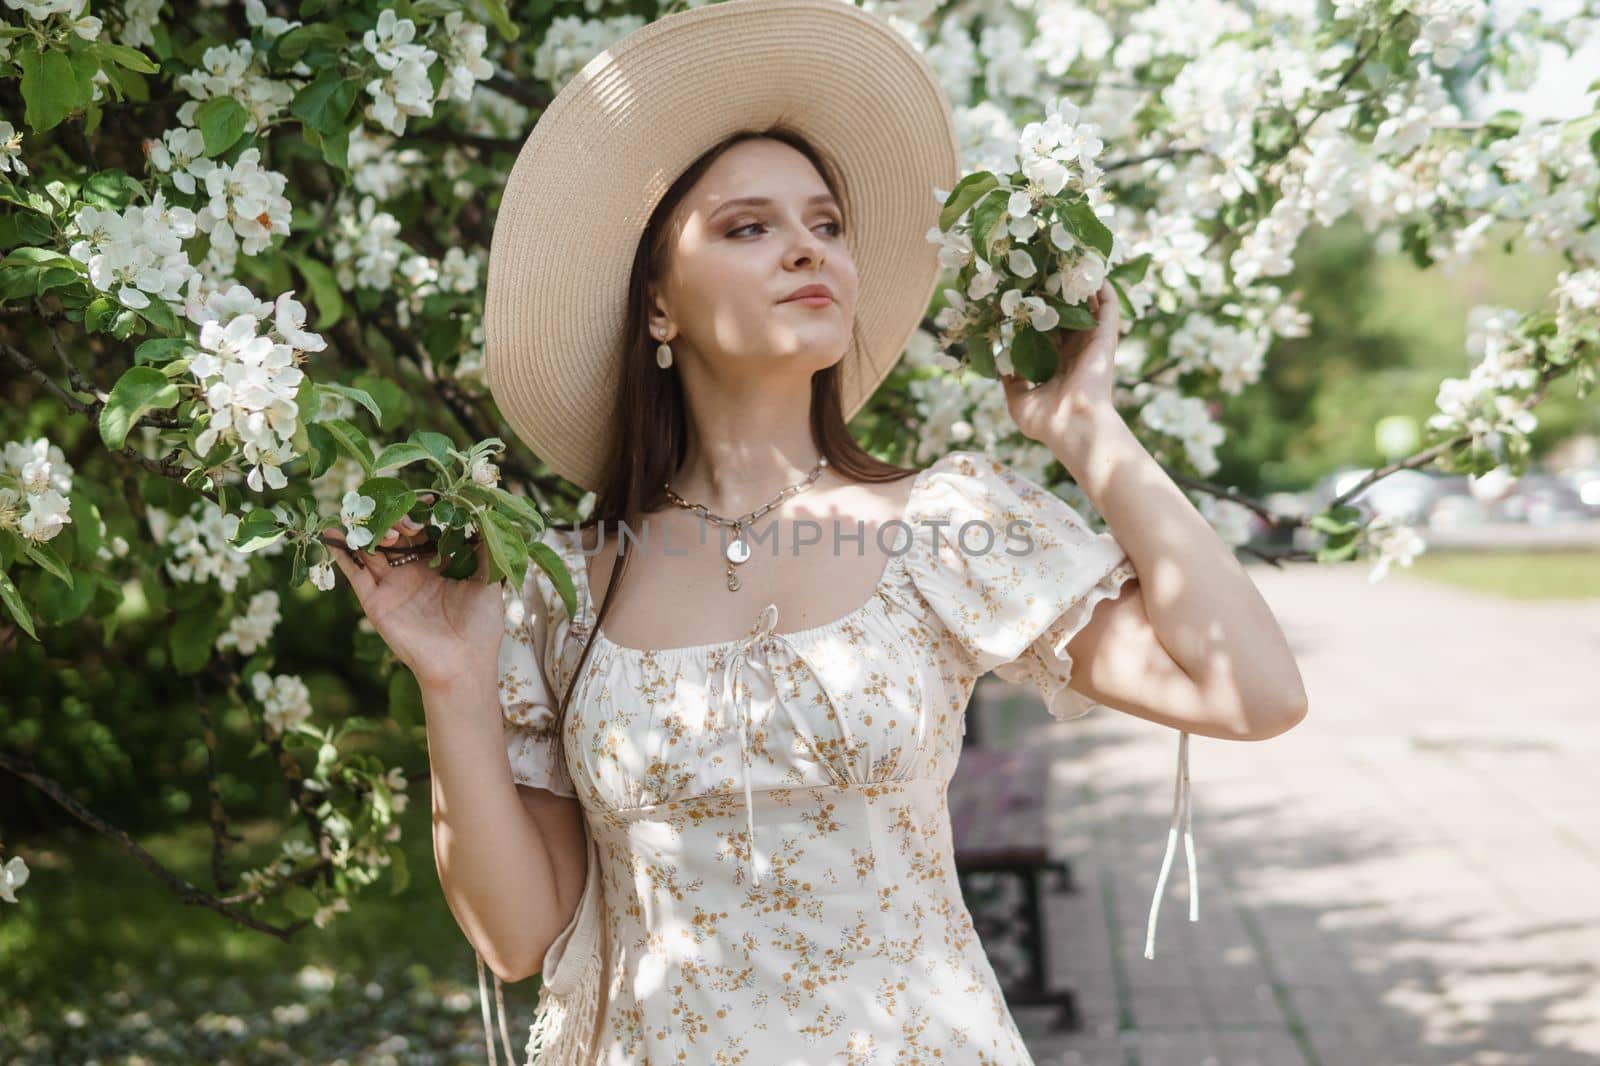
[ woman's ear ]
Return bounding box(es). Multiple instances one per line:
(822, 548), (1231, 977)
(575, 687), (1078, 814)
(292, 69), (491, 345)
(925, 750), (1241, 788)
(646, 292), (673, 342)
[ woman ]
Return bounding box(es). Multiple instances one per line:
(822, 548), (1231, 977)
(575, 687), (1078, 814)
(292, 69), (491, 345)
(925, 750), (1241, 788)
(328, 1), (1309, 1062)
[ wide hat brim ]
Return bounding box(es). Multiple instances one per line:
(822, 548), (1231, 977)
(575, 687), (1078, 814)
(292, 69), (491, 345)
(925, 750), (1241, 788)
(483, 0), (961, 494)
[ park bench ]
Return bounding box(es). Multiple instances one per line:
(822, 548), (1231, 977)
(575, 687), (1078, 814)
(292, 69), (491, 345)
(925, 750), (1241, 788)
(949, 694), (1082, 1033)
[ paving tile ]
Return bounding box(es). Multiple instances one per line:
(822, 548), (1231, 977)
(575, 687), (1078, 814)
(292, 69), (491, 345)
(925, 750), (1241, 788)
(1015, 564), (1600, 1066)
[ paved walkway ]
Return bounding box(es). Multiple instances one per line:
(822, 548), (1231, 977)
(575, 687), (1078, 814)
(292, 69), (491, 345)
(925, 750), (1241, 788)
(973, 557), (1600, 1066)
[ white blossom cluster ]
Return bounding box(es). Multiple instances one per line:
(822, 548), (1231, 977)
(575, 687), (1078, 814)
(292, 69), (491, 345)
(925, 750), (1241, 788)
(532, 14), (646, 90)
(0, 437), (74, 543)
(1405, 0), (1488, 69)
(889, 0), (1597, 528)
(0, 850), (27, 904)
(362, 9), (438, 135)
(251, 671), (313, 735)
(184, 283), (325, 492)
(152, 499), (283, 592)
(346, 124), (429, 202)
(189, 147), (294, 277)
(1555, 268), (1600, 343)
(1, 0), (99, 34)
(354, 8), (496, 136)
(1365, 516), (1427, 583)
(173, 39), (297, 133)
(396, 245), (483, 328)
(1166, 314), (1271, 396)
(215, 589), (281, 656)
(926, 95), (1119, 374)
(328, 195), (408, 292)
(0, 119), (27, 177)
(1426, 306), (1541, 458)
(1133, 386), (1227, 476)
(340, 490), (377, 549)
(68, 190), (199, 311)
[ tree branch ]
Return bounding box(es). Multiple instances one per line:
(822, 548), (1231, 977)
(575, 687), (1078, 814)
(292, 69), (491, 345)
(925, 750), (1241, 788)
(0, 746), (311, 940)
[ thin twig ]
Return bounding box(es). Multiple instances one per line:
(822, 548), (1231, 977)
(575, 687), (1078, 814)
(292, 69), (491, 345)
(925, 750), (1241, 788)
(0, 746), (309, 940)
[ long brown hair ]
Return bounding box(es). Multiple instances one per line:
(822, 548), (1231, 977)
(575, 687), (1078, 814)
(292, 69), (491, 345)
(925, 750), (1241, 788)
(548, 124), (917, 742)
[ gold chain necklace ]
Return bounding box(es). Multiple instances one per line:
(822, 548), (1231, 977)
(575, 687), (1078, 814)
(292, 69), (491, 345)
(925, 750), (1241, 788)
(663, 455), (829, 592)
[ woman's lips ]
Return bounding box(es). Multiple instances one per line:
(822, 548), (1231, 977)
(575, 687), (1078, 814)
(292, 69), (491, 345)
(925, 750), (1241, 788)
(781, 295), (833, 306)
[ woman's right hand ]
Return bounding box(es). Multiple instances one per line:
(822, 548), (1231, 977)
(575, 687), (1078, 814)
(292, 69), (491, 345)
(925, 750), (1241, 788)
(324, 510), (509, 690)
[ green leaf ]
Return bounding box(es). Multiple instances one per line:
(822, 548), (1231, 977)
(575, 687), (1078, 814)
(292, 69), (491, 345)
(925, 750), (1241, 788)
(352, 375), (411, 434)
(20, 538), (72, 588)
(19, 49), (80, 132)
(387, 844), (410, 894)
(293, 254), (344, 330)
(92, 41), (160, 74)
(194, 96), (249, 156)
(84, 295), (121, 333)
(321, 418), (375, 476)
(938, 171), (999, 232)
(479, 509), (529, 589)
(290, 538), (308, 587)
(372, 442), (434, 472)
(82, 169), (147, 210)
(1061, 200), (1114, 259)
(356, 477), (418, 545)
(282, 886), (321, 920)
(529, 539), (575, 621)
(315, 382), (382, 424)
(99, 366), (180, 449)
(970, 190), (1009, 263)
(35, 560), (96, 625)
(275, 23), (350, 64)
(486, 486), (545, 531)
(0, 569), (37, 641)
(231, 507), (286, 552)
(133, 297), (180, 334)
(0, 247), (81, 301)
(70, 491), (102, 559)
(134, 338), (194, 365)
(289, 67), (359, 133)
(170, 609), (221, 674)
(476, 0), (519, 40)
(1109, 251), (1152, 286)
(411, 431), (456, 467)
(304, 422), (337, 479)
(1008, 326), (1059, 383)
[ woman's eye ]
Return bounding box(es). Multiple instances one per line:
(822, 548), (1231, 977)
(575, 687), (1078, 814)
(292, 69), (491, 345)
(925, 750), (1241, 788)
(729, 219), (844, 237)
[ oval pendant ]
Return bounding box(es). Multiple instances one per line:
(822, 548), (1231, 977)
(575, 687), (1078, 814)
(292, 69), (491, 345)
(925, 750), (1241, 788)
(727, 572), (742, 591)
(726, 537), (750, 565)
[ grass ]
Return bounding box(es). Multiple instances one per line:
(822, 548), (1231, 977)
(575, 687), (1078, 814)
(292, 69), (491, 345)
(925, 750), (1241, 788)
(0, 798), (547, 1064)
(1395, 548), (1600, 599)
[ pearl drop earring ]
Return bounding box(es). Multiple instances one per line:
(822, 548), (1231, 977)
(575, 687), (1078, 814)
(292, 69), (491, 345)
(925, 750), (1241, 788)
(655, 330), (673, 369)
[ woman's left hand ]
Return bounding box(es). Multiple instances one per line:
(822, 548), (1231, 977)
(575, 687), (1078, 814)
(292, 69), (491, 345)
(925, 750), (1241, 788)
(1001, 279), (1119, 444)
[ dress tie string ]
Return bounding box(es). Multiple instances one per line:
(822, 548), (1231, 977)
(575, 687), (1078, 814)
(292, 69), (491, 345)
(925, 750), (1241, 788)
(719, 601), (782, 888)
(1144, 729), (1197, 958)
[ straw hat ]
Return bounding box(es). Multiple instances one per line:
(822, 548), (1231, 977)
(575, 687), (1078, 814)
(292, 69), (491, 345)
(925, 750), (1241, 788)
(483, 0), (962, 493)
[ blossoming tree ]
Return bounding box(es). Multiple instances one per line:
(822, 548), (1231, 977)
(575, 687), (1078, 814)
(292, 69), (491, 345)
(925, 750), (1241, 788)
(0, 0), (1595, 960)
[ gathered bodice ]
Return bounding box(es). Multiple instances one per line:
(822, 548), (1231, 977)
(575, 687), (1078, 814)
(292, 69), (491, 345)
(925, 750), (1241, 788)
(487, 450), (1190, 1064)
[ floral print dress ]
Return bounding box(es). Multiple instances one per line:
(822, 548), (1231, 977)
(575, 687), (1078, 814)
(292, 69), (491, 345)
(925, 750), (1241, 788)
(495, 449), (1150, 1065)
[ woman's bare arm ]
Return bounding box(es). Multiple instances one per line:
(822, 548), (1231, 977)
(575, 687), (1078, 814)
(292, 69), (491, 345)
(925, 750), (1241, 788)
(424, 664), (589, 983)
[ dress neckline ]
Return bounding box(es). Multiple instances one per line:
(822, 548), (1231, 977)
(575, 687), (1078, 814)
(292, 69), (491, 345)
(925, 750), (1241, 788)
(561, 457), (944, 659)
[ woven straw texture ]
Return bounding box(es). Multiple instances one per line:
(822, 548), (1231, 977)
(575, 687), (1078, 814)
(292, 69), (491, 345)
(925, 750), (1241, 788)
(484, 0), (961, 492)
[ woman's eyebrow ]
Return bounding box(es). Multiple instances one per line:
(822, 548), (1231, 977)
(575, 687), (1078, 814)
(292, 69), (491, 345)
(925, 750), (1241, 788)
(709, 193), (840, 221)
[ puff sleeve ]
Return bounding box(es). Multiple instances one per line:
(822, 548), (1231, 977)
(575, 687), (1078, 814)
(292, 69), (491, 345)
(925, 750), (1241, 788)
(905, 450), (1139, 721)
(907, 451), (1197, 962)
(497, 540), (578, 798)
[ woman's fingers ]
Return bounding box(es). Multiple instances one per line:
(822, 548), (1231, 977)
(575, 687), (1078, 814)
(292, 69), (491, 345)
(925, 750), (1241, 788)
(324, 529), (379, 601)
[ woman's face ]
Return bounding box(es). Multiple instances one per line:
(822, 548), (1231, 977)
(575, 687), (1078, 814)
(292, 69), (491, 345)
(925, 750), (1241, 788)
(649, 138), (859, 378)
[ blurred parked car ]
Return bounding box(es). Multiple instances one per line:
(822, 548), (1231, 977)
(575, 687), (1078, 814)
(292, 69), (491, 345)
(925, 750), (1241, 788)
(1495, 474), (1594, 525)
